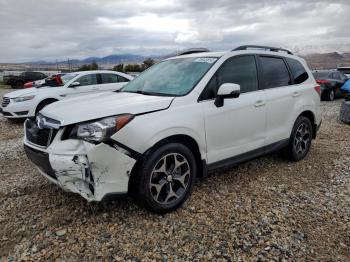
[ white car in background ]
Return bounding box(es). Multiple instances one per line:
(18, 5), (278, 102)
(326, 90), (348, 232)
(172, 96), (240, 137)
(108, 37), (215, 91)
(0, 70), (133, 119)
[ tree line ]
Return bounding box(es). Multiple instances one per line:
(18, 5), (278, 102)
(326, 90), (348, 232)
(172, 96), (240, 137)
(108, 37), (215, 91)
(76, 58), (155, 72)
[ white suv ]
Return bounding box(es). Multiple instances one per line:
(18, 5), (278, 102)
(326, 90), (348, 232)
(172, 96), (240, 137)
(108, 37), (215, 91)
(23, 46), (321, 213)
(1, 70), (133, 119)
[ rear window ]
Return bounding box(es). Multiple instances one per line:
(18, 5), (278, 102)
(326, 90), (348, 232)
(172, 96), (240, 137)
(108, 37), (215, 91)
(338, 68), (350, 74)
(260, 56), (291, 88)
(286, 58), (309, 84)
(312, 71), (330, 79)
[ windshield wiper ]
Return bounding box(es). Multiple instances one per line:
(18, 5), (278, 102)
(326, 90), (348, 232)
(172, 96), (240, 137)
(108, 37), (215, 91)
(121, 90), (172, 97)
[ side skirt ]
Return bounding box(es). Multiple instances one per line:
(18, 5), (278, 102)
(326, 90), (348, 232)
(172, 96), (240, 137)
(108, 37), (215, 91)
(207, 139), (289, 172)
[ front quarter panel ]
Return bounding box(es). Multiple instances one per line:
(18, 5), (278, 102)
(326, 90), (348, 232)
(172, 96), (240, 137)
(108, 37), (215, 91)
(113, 99), (207, 160)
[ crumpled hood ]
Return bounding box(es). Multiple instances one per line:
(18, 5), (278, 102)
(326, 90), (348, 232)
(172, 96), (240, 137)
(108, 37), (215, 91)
(41, 92), (174, 126)
(5, 86), (57, 98)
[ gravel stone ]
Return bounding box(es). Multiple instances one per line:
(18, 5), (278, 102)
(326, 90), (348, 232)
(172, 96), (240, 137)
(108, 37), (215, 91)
(0, 88), (350, 261)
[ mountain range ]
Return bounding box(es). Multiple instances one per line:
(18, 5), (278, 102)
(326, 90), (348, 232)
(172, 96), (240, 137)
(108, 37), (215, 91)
(30, 54), (149, 65)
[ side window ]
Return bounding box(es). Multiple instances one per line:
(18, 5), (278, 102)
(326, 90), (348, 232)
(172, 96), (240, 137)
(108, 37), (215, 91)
(260, 56), (291, 88)
(333, 72), (341, 80)
(77, 74), (98, 86)
(286, 58), (309, 84)
(117, 75), (130, 82)
(101, 73), (119, 84)
(200, 55), (258, 100)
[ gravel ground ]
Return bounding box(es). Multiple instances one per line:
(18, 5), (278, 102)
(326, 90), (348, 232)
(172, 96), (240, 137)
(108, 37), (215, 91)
(0, 88), (349, 261)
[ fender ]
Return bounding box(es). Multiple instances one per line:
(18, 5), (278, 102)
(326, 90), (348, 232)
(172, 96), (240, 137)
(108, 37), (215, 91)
(145, 127), (207, 160)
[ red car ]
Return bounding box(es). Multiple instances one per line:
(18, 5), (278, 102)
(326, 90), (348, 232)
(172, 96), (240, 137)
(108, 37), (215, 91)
(24, 74), (65, 88)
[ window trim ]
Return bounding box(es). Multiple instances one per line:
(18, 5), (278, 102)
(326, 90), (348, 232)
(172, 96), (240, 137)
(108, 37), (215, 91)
(257, 54), (293, 90)
(198, 54), (260, 102)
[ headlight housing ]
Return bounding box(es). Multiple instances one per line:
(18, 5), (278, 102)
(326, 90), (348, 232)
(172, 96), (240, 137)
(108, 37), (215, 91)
(13, 95), (35, 102)
(70, 114), (134, 143)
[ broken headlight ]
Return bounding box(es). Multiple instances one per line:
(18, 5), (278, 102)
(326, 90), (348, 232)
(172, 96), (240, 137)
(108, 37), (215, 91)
(71, 114), (134, 143)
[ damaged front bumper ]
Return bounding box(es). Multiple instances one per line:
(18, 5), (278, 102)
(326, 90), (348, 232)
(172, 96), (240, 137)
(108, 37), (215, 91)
(24, 134), (137, 202)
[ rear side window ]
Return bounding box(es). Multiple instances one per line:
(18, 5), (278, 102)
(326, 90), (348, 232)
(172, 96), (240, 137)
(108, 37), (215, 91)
(260, 56), (291, 88)
(286, 58), (309, 84)
(200, 55), (258, 100)
(101, 73), (119, 84)
(77, 74), (98, 86)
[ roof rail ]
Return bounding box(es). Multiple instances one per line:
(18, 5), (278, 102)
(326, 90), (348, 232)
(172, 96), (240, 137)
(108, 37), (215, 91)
(176, 48), (210, 56)
(233, 45), (293, 55)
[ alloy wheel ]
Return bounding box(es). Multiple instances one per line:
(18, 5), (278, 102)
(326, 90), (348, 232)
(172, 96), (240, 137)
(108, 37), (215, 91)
(149, 153), (191, 204)
(293, 123), (311, 157)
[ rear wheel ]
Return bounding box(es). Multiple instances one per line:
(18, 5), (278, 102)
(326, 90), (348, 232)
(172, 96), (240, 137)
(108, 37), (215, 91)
(13, 81), (24, 89)
(325, 89), (335, 101)
(135, 142), (197, 213)
(283, 116), (313, 161)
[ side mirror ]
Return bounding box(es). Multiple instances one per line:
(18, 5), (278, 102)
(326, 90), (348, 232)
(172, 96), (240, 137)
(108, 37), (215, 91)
(214, 83), (240, 107)
(69, 81), (80, 88)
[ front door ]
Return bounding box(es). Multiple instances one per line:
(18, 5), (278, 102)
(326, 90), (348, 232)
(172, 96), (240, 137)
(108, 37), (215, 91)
(200, 55), (267, 164)
(65, 73), (100, 98)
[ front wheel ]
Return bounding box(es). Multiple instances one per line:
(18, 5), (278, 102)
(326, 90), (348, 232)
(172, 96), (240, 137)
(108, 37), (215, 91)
(283, 116), (313, 161)
(135, 142), (197, 213)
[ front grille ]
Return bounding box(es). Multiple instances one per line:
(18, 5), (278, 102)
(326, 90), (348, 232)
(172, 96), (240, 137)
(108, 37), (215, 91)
(2, 97), (10, 107)
(25, 119), (58, 147)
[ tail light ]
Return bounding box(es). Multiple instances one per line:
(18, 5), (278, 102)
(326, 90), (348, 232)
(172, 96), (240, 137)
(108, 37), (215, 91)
(314, 85), (321, 96)
(316, 79), (330, 85)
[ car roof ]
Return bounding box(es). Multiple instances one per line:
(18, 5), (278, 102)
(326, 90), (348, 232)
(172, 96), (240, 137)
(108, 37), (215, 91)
(68, 70), (133, 79)
(167, 49), (302, 60)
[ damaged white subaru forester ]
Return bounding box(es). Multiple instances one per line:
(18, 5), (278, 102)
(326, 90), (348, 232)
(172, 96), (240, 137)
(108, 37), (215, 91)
(24, 46), (321, 213)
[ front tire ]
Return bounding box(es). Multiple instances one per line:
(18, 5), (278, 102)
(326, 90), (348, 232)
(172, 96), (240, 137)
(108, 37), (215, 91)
(135, 142), (197, 213)
(283, 116), (313, 161)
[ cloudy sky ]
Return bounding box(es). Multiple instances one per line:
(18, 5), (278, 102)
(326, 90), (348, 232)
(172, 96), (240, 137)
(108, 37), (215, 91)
(0, 0), (349, 62)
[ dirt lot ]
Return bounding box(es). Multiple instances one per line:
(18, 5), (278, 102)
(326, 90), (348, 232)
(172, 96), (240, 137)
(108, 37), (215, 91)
(0, 88), (349, 261)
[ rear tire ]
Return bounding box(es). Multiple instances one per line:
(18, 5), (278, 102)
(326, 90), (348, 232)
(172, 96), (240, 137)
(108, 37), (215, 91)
(13, 81), (24, 89)
(283, 116), (313, 161)
(135, 142), (197, 213)
(324, 89), (335, 101)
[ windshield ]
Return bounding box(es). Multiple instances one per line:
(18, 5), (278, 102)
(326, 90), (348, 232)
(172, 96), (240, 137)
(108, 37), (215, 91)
(61, 73), (78, 85)
(121, 57), (218, 96)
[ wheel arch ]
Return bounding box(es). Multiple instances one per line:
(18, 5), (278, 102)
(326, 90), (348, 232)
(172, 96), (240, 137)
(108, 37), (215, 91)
(128, 134), (205, 196)
(35, 98), (59, 115)
(297, 110), (317, 139)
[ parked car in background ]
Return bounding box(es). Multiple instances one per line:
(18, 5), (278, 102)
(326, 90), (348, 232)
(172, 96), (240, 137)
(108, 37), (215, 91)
(0, 70), (133, 119)
(312, 70), (347, 101)
(337, 66), (350, 78)
(24, 73), (66, 88)
(23, 45), (321, 213)
(4, 71), (47, 88)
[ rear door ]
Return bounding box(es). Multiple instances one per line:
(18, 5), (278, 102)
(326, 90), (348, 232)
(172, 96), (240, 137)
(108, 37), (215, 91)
(259, 56), (300, 145)
(99, 73), (128, 92)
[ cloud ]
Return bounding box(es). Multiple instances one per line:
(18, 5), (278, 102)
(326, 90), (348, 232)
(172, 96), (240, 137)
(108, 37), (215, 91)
(0, 0), (349, 62)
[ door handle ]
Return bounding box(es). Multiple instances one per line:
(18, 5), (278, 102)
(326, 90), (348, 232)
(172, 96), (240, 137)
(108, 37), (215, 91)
(292, 91), (300, 97)
(254, 100), (265, 107)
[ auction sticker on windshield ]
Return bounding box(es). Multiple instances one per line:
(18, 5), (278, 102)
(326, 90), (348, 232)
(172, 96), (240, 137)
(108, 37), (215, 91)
(194, 58), (217, 63)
